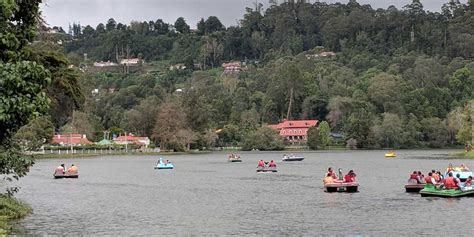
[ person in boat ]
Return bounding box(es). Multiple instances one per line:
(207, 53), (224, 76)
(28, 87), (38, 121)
(447, 163), (454, 172)
(443, 172), (458, 190)
(67, 164), (78, 174)
(323, 173), (334, 185)
(257, 160), (265, 168)
(326, 167), (337, 179)
(437, 170), (444, 181)
(432, 170), (440, 182)
(460, 163), (470, 171)
(55, 164), (66, 174)
(283, 154), (287, 159)
(417, 171), (425, 183)
(424, 172), (437, 186)
(409, 171), (423, 184)
(455, 173), (462, 189)
(463, 176), (473, 191)
(166, 160), (171, 165)
(344, 170), (356, 183)
(268, 160), (277, 168)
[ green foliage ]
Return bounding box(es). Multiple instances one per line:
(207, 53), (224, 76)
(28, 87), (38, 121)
(306, 126), (319, 150)
(318, 121), (332, 148)
(13, 116), (54, 151)
(241, 126), (284, 151)
(0, 194), (32, 234)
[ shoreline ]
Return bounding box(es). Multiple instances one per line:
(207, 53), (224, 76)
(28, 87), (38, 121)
(451, 151), (474, 159)
(0, 195), (31, 235)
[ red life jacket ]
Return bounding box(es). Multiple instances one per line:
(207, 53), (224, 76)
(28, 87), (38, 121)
(344, 175), (353, 183)
(269, 162), (276, 168)
(465, 180), (473, 187)
(258, 161), (265, 167)
(444, 177), (457, 189)
(410, 174), (418, 180)
(424, 176), (433, 184)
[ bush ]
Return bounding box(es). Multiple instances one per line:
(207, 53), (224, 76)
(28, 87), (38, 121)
(241, 126), (284, 151)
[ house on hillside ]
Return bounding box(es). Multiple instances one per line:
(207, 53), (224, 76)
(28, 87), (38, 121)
(120, 58), (142, 66)
(268, 119), (318, 142)
(93, 61), (118, 67)
(222, 61), (246, 75)
(51, 134), (93, 146)
(113, 135), (150, 148)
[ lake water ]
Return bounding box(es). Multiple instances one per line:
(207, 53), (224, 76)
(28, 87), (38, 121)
(11, 150), (474, 235)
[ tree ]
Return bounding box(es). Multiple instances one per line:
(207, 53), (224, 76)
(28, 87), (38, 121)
(174, 17), (190, 34)
(197, 18), (206, 35)
(241, 126), (284, 151)
(13, 116), (54, 151)
(106, 18), (117, 31)
(152, 100), (186, 150)
(318, 121), (332, 148)
(371, 113), (404, 148)
(205, 16), (225, 34)
(456, 100), (474, 146)
(1, 0), (50, 189)
(306, 126), (319, 150)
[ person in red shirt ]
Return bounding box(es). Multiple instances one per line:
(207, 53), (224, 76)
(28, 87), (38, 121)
(268, 160), (277, 168)
(344, 170), (356, 183)
(257, 160), (265, 168)
(424, 172), (437, 185)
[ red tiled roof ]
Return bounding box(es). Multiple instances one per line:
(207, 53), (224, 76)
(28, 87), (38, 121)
(268, 120), (318, 130)
(51, 134), (92, 145)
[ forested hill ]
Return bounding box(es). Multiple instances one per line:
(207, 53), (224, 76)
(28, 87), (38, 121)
(65, 0), (473, 63)
(33, 0), (473, 151)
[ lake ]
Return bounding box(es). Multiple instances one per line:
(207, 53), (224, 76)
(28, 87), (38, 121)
(11, 150), (474, 235)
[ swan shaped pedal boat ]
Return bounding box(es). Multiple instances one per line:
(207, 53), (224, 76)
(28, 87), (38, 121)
(155, 158), (174, 169)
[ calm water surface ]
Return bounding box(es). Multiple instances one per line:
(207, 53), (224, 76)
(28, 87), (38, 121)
(12, 150), (474, 235)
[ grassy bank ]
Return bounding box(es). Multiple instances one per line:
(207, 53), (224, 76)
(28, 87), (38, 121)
(0, 195), (31, 234)
(34, 150), (212, 159)
(453, 151), (474, 159)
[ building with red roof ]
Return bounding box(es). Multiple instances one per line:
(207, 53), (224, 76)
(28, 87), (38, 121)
(114, 135), (150, 148)
(268, 119), (318, 142)
(51, 134), (93, 146)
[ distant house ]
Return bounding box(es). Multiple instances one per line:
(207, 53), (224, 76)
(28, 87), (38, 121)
(120, 58), (141, 66)
(222, 61), (245, 75)
(268, 119), (318, 142)
(51, 134), (93, 146)
(305, 51), (336, 60)
(169, 64), (186, 70)
(113, 135), (151, 148)
(93, 61), (118, 67)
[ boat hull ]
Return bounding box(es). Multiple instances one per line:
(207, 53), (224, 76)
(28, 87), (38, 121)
(405, 184), (425, 193)
(385, 153), (396, 158)
(324, 182), (359, 193)
(420, 185), (474, 197)
(282, 157), (304, 161)
(54, 173), (79, 179)
(256, 167), (277, 173)
(228, 159), (242, 162)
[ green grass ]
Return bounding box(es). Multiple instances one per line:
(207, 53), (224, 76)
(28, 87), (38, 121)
(451, 150), (474, 159)
(0, 195), (31, 234)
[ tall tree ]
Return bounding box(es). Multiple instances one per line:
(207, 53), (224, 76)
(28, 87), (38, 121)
(174, 17), (190, 34)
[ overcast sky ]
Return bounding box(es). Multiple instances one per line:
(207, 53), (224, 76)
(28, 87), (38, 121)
(41, 0), (461, 30)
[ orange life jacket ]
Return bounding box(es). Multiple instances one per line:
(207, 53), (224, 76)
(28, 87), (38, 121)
(444, 177), (457, 189)
(424, 176), (433, 184)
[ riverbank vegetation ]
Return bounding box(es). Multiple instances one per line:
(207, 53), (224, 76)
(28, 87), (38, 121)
(0, 195), (32, 234)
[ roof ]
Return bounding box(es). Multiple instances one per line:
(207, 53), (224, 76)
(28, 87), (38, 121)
(268, 120), (318, 130)
(51, 134), (92, 145)
(97, 139), (112, 145)
(114, 136), (149, 142)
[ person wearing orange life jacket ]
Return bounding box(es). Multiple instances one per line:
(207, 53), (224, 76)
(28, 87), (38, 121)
(327, 167), (337, 179)
(424, 172), (437, 185)
(67, 164), (78, 174)
(268, 160), (277, 168)
(409, 171), (422, 184)
(323, 173), (334, 185)
(443, 172), (458, 190)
